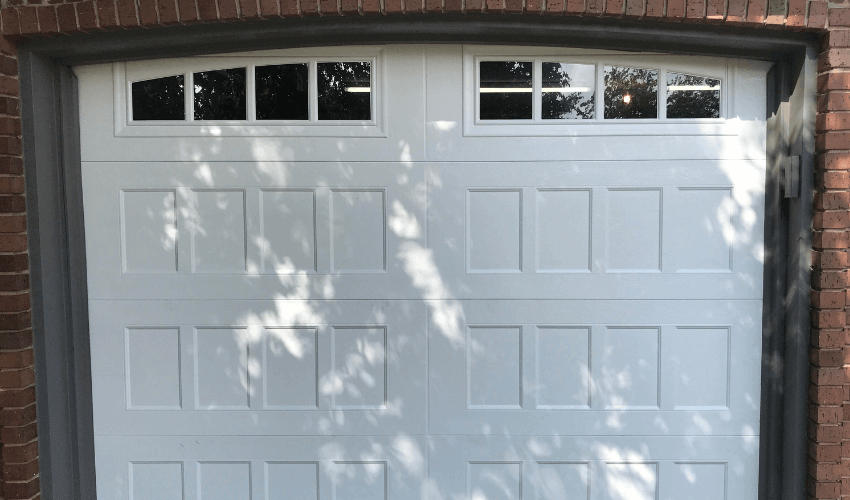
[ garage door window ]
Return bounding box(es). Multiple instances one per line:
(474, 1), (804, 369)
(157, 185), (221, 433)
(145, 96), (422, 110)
(131, 75), (185, 121)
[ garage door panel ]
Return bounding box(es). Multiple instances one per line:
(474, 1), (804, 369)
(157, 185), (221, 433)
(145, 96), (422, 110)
(428, 162), (764, 299)
(429, 436), (757, 500)
(428, 300), (761, 435)
(83, 162), (427, 300)
(89, 300), (427, 435)
(95, 435), (425, 500)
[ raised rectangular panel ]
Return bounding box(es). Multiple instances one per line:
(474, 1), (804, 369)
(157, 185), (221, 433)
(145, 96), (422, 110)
(130, 462), (183, 500)
(263, 328), (318, 408)
(536, 327), (590, 408)
(331, 189), (386, 273)
(468, 326), (522, 408)
(126, 328), (181, 409)
(602, 463), (657, 500)
(266, 462), (318, 500)
(536, 190), (591, 272)
(606, 189), (661, 271)
(600, 328), (659, 409)
(332, 327), (387, 408)
(198, 462), (250, 500)
(195, 328), (249, 409)
(674, 189), (733, 271)
(467, 190), (522, 272)
(191, 190), (246, 273)
(121, 190), (177, 273)
(469, 463), (521, 500)
(666, 463), (726, 500)
(667, 328), (729, 408)
(532, 463), (589, 500)
(331, 462), (387, 500)
(261, 190), (316, 273)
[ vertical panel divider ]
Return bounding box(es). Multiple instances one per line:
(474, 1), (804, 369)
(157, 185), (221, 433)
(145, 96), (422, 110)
(244, 188), (261, 274)
(590, 187), (605, 274)
(532, 58), (542, 122)
(176, 187), (193, 275)
(316, 324), (332, 411)
(252, 459), (265, 500)
(246, 65), (256, 122)
(588, 325), (603, 410)
(309, 61), (319, 122)
(186, 71), (194, 122)
(521, 324), (535, 410)
(180, 324), (196, 411)
(315, 187), (331, 275)
(658, 325), (674, 411)
(185, 460), (199, 500)
(522, 187), (535, 275)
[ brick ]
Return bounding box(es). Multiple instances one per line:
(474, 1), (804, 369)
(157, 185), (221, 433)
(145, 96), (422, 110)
(724, 0), (744, 22)
(545, 0), (565, 14)
(525, 0), (543, 13)
(818, 113), (850, 132)
(77, 1), (100, 30)
(96, 0), (120, 28)
(0, 387), (35, 408)
(812, 289), (846, 308)
(817, 131), (850, 151)
(0, 350), (33, 370)
(217, 0), (241, 17)
(821, 50), (850, 72)
(823, 31), (850, 50)
(644, 0), (662, 17)
(3, 477), (40, 499)
(809, 478), (841, 498)
(35, 6), (58, 33)
(624, 0), (642, 17)
(444, 0), (461, 12)
(815, 192), (850, 210)
(810, 383), (844, 404)
(1, 9), (21, 37)
(484, 0), (501, 13)
(0, 159), (23, 177)
(319, 0), (339, 14)
(56, 3), (80, 32)
(361, 0), (380, 13)
(812, 269), (849, 289)
(504, 0), (522, 14)
(259, 0), (280, 16)
(0, 293), (30, 313)
(831, 8), (850, 27)
(810, 404), (842, 424)
(586, 0), (602, 14)
(666, 0), (684, 19)
(2, 458), (39, 482)
(0, 311), (31, 331)
(785, 0), (804, 26)
(466, 0), (483, 12)
(816, 171), (850, 189)
(0, 367), (34, 390)
(818, 92), (850, 113)
(811, 348), (843, 367)
(705, 0), (722, 21)
(116, 0), (140, 26)
(683, 0), (703, 20)
(384, 0), (402, 13)
(0, 254), (28, 273)
(813, 231), (850, 250)
(808, 1), (827, 29)
(158, 0), (181, 23)
(814, 211), (850, 229)
(813, 329), (843, 348)
(0, 177), (24, 195)
(809, 442), (841, 462)
(812, 310), (846, 328)
(138, 0), (159, 25)
(604, 0), (624, 16)
(0, 96), (21, 117)
(17, 7), (38, 35)
(0, 195), (27, 214)
(812, 366), (844, 385)
(810, 420), (843, 442)
(240, 0), (260, 17)
(0, 215), (26, 233)
(819, 151), (850, 169)
(745, 0), (765, 24)
(197, 0), (219, 20)
(0, 329), (32, 351)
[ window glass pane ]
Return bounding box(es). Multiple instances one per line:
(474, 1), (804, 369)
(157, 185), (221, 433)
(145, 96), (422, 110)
(256, 64), (309, 121)
(193, 68), (247, 121)
(666, 73), (720, 119)
(542, 63), (595, 120)
(604, 66), (658, 119)
(132, 75), (185, 121)
(317, 62), (371, 121)
(479, 61), (532, 120)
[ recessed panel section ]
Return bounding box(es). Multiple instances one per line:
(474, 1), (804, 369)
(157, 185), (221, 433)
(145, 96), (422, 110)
(331, 462), (386, 500)
(331, 190), (386, 273)
(126, 328), (181, 409)
(198, 462), (250, 500)
(479, 61), (532, 120)
(542, 63), (595, 120)
(317, 62), (372, 121)
(469, 463), (521, 500)
(673, 189), (732, 271)
(130, 462), (183, 500)
(606, 189), (661, 271)
(122, 190), (177, 273)
(467, 190), (522, 273)
(195, 328), (249, 409)
(256, 63), (309, 121)
(668, 463), (726, 500)
(536, 327), (590, 408)
(666, 73), (721, 119)
(602, 463), (657, 500)
(261, 190), (316, 273)
(132, 75), (185, 121)
(332, 327), (387, 409)
(266, 462), (318, 500)
(667, 328), (729, 408)
(191, 190), (246, 273)
(532, 462), (589, 500)
(468, 327), (521, 408)
(264, 328), (318, 409)
(600, 328), (659, 409)
(604, 66), (658, 119)
(536, 190), (591, 272)
(193, 68), (247, 121)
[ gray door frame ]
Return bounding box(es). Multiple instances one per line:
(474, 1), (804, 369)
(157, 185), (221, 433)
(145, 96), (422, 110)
(16, 17), (817, 500)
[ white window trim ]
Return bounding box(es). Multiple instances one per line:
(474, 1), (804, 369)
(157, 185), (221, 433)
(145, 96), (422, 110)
(113, 46), (387, 138)
(462, 45), (739, 138)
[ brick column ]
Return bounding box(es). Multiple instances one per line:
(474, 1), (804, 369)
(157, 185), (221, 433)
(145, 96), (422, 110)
(0, 36), (38, 500)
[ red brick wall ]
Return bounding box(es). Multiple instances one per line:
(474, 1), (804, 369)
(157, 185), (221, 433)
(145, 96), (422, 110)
(0, 1), (837, 499)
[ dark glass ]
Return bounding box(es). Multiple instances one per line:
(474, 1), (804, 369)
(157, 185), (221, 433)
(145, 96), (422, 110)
(604, 66), (658, 119)
(193, 68), (247, 121)
(542, 62), (595, 120)
(256, 64), (309, 121)
(317, 62), (371, 121)
(666, 73), (720, 119)
(132, 75), (185, 121)
(479, 61), (532, 120)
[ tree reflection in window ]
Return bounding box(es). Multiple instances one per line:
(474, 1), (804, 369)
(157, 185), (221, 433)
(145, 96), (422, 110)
(666, 73), (720, 119)
(604, 66), (658, 119)
(193, 68), (247, 121)
(479, 61), (532, 120)
(317, 62), (371, 121)
(542, 63), (595, 120)
(132, 75), (185, 121)
(256, 64), (309, 121)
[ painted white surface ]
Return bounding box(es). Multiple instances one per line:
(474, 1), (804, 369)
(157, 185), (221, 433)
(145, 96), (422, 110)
(78, 45), (769, 500)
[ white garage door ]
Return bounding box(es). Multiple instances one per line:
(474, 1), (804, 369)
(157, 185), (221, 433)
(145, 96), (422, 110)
(76, 45), (769, 500)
